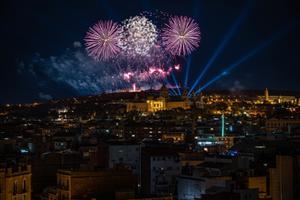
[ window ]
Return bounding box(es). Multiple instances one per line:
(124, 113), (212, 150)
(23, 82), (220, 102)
(66, 180), (69, 188)
(23, 179), (26, 192)
(13, 180), (17, 194)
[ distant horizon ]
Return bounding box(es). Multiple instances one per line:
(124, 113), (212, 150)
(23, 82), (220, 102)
(2, 87), (300, 106)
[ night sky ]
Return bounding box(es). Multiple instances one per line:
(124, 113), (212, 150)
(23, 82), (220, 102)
(1, 0), (300, 104)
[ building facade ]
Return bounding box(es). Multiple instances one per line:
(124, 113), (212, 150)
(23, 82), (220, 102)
(0, 165), (32, 200)
(265, 118), (300, 132)
(56, 168), (137, 200)
(108, 141), (141, 177)
(126, 86), (191, 112)
(269, 155), (294, 200)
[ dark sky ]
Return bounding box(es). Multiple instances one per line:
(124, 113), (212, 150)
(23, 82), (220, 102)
(1, 0), (300, 104)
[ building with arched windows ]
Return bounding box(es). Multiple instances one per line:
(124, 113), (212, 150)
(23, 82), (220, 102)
(0, 165), (31, 200)
(126, 85), (191, 112)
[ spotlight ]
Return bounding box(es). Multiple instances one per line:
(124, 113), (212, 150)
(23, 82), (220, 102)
(194, 23), (295, 95)
(188, 1), (252, 95)
(184, 56), (192, 87)
(171, 72), (181, 95)
(163, 79), (178, 95)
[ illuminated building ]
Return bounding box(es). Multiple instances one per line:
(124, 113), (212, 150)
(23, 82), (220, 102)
(247, 176), (267, 199)
(215, 136), (235, 150)
(161, 132), (185, 143)
(146, 97), (167, 112)
(265, 118), (300, 132)
(258, 88), (297, 104)
(195, 135), (226, 153)
(126, 85), (190, 112)
(194, 93), (205, 109)
(55, 108), (69, 123)
(265, 88), (269, 101)
(0, 165), (32, 200)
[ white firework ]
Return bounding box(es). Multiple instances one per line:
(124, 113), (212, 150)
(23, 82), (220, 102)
(119, 16), (158, 56)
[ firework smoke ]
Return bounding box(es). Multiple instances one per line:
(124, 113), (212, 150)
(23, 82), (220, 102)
(21, 12), (201, 96)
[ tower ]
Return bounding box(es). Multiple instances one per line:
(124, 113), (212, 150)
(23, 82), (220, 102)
(160, 84), (169, 99)
(182, 87), (188, 100)
(265, 88), (269, 101)
(221, 114), (225, 137)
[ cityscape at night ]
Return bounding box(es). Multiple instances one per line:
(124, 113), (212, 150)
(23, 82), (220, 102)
(1, 0), (300, 200)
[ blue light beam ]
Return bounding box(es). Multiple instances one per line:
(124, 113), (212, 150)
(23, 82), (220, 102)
(183, 0), (199, 89)
(195, 23), (296, 94)
(163, 79), (178, 96)
(171, 72), (181, 95)
(184, 56), (192, 88)
(188, 1), (252, 96)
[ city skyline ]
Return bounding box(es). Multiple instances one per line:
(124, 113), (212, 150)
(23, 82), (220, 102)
(1, 2), (300, 199)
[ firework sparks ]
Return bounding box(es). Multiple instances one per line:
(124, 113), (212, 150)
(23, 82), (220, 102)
(162, 16), (201, 56)
(122, 65), (174, 83)
(81, 12), (201, 93)
(123, 72), (134, 81)
(174, 64), (181, 70)
(85, 20), (121, 61)
(119, 16), (158, 56)
(132, 83), (137, 92)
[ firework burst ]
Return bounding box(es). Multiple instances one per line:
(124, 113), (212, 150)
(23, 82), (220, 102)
(162, 16), (201, 56)
(85, 20), (121, 61)
(81, 13), (201, 93)
(119, 16), (158, 57)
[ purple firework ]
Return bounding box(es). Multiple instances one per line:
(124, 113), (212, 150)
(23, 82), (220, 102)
(162, 16), (201, 56)
(85, 20), (121, 61)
